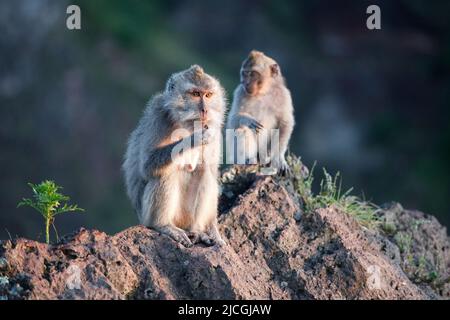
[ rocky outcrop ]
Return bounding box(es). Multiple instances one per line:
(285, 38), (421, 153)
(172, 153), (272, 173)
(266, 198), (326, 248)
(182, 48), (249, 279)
(0, 168), (448, 300)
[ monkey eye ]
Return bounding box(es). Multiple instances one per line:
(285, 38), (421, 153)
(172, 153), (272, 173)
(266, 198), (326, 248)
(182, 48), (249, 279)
(205, 92), (213, 98)
(191, 91), (201, 97)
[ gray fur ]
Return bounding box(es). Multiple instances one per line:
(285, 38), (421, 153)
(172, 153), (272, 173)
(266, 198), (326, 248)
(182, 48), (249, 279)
(227, 51), (295, 172)
(123, 65), (226, 247)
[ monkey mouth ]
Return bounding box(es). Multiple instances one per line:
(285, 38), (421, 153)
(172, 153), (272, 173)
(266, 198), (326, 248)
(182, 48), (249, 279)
(190, 116), (209, 124)
(243, 84), (258, 96)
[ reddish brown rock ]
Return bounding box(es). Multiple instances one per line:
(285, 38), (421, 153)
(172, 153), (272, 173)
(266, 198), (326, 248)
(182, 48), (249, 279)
(0, 174), (448, 300)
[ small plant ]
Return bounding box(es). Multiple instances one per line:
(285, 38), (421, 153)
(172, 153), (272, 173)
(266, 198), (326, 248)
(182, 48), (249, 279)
(426, 271), (439, 283)
(314, 168), (379, 229)
(17, 180), (84, 244)
(287, 154), (378, 229)
(410, 219), (428, 231)
(394, 232), (413, 254)
(380, 221), (397, 235)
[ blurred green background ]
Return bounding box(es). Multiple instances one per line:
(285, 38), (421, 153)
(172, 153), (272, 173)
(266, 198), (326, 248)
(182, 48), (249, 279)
(1, 0), (449, 241)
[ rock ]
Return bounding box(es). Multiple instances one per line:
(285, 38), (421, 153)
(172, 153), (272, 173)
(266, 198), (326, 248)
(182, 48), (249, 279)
(0, 258), (8, 271)
(0, 276), (9, 287)
(378, 202), (450, 297)
(0, 169), (448, 300)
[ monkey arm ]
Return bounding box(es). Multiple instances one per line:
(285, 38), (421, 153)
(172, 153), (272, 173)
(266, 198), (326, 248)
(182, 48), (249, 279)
(229, 112), (263, 133)
(227, 110), (243, 129)
(141, 140), (181, 178)
(278, 112), (294, 159)
(227, 93), (263, 131)
(141, 132), (207, 179)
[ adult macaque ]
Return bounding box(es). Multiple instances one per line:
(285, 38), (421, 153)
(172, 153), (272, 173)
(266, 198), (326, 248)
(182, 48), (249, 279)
(123, 65), (226, 247)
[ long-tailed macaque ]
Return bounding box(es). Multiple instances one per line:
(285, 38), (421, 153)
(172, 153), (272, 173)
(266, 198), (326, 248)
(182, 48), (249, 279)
(123, 65), (226, 247)
(227, 50), (295, 174)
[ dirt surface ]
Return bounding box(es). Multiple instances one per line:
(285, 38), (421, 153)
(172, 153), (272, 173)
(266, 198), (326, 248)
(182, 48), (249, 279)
(0, 168), (448, 300)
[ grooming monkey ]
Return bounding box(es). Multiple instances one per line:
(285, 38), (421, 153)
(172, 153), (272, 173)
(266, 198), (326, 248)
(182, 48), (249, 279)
(227, 50), (295, 174)
(123, 65), (226, 247)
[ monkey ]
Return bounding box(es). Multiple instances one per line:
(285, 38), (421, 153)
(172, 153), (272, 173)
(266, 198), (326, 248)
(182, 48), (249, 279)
(226, 50), (295, 175)
(122, 65), (226, 247)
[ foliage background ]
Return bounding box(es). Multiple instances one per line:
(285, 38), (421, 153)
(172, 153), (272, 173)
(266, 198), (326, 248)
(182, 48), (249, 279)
(1, 0), (449, 240)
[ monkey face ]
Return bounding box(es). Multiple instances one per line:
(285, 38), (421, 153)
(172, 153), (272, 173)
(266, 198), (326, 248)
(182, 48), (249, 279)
(185, 88), (215, 122)
(164, 65), (226, 127)
(241, 50), (281, 96)
(241, 69), (263, 96)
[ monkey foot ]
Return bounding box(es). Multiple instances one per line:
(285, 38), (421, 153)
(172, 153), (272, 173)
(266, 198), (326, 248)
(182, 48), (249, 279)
(188, 231), (215, 246)
(277, 159), (291, 177)
(213, 237), (226, 247)
(155, 226), (193, 248)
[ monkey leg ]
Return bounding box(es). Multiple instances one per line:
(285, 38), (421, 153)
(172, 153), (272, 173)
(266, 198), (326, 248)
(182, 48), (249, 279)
(257, 131), (272, 166)
(234, 128), (246, 165)
(235, 128), (258, 165)
(189, 169), (225, 246)
(208, 222), (226, 247)
(245, 130), (258, 165)
(194, 169), (219, 231)
(141, 175), (193, 247)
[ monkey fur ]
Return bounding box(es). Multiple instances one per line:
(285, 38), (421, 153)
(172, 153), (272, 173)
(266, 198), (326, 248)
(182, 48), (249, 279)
(227, 50), (295, 174)
(123, 65), (226, 247)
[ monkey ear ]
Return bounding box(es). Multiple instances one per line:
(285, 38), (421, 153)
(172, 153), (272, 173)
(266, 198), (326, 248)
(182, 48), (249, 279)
(270, 64), (280, 77)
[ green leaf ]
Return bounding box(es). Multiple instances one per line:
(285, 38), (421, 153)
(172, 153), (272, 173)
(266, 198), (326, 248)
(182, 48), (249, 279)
(17, 180), (85, 244)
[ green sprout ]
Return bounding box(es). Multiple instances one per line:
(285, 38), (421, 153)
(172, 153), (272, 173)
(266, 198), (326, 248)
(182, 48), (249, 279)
(287, 154), (379, 229)
(314, 169), (379, 229)
(394, 232), (413, 254)
(17, 180), (84, 244)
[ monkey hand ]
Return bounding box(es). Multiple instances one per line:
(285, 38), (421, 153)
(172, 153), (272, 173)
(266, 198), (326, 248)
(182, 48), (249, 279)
(182, 148), (199, 172)
(247, 118), (264, 134)
(240, 116), (264, 134)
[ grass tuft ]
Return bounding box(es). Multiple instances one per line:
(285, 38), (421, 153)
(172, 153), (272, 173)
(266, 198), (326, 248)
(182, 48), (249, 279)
(287, 154), (379, 229)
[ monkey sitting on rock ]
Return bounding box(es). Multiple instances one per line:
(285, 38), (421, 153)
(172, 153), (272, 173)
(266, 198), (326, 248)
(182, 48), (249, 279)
(123, 65), (226, 247)
(227, 50), (295, 175)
